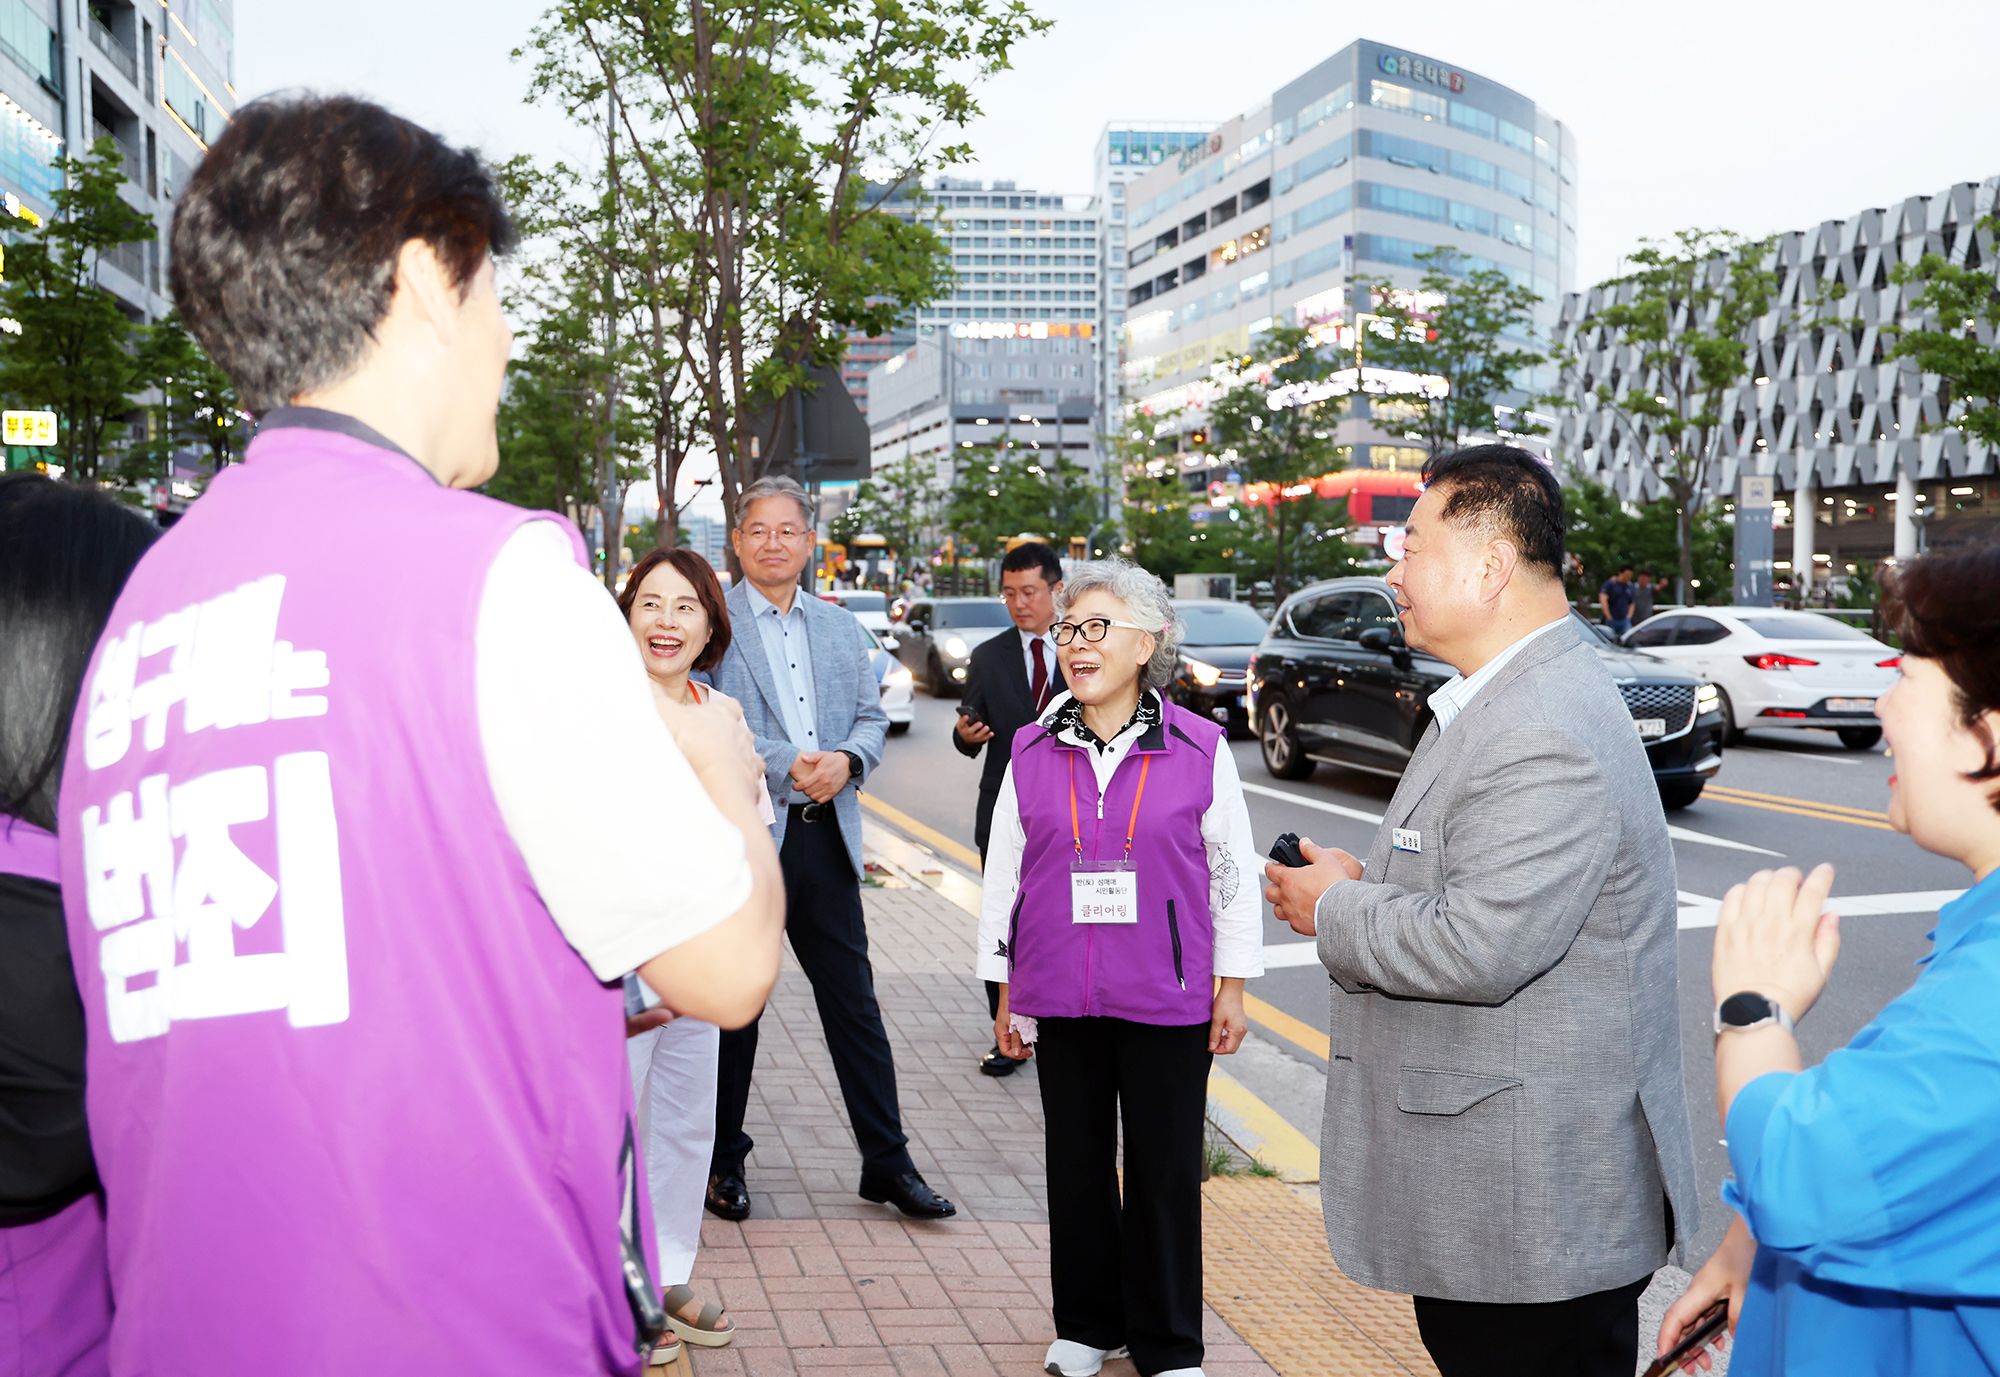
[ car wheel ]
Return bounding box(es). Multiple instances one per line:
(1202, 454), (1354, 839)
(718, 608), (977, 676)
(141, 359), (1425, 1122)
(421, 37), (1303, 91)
(887, 721), (910, 736)
(927, 652), (958, 698)
(1714, 687), (1744, 747)
(1837, 726), (1882, 751)
(1260, 700), (1316, 780)
(1658, 780), (1705, 810)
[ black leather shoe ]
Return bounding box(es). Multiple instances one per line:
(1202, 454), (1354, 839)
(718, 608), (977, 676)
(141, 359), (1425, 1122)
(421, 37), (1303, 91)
(859, 1170), (956, 1219)
(704, 1170), (751, 1221)
(979, 1044), (1026, 1077)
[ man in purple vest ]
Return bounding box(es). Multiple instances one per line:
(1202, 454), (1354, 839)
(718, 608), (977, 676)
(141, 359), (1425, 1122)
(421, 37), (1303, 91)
(56, 96), (785, 1376)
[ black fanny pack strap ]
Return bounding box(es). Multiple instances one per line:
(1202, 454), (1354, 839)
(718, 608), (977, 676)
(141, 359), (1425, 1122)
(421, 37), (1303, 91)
(619, 1115), (668, 1353)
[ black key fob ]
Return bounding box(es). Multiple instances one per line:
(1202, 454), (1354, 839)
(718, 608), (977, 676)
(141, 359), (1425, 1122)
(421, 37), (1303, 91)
(1268, 832), (1309, 869)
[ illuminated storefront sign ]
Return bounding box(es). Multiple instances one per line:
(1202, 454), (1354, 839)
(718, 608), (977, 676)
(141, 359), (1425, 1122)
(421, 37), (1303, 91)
(948, 321), (1093, 340)
(1377, 51), (1464, 93)
(4, 409), (58, 445)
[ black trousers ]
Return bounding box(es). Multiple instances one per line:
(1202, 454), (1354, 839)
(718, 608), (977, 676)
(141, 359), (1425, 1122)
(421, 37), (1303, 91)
(712, 809), (913, 1179)
(1413, 1273), (1653, 1377)
(1036, 1016), (1211, 1377)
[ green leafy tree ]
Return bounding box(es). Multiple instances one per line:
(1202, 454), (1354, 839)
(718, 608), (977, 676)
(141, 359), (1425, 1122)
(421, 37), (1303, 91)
(1100, 406), (1213, 581)
(125, 313), (245, 492)
(0, 139), (160, 482)
(828, 452), (943, 562)
(1887, 211), (2000, 447)
(1562, 229), (1777, 599)
(519, 0), (1050, 550)
(944, 445), (1099, 559)
(1206, 323), (1359, 602)
(1355, 246), (1547, 460)
(1563, 472), (1731, 607)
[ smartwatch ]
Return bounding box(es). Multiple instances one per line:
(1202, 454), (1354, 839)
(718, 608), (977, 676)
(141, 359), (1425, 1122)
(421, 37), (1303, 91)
(840, 750), (863, 779)
(1714, 991), (1796, 1036)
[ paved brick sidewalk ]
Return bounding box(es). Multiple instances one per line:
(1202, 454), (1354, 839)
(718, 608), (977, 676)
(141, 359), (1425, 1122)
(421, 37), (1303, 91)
(676, 826), (1437, 1377)
(677, 838), (1277, 1377)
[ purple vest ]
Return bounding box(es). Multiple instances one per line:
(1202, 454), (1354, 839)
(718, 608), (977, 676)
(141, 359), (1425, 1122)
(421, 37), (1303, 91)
(1005, 699), (1223, 1025)
(57, 426), (646, 1375)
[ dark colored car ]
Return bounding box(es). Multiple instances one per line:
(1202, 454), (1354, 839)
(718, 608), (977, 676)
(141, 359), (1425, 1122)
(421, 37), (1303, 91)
(1248, 577), (1725, 809)
(1164, 599), (1274, 737)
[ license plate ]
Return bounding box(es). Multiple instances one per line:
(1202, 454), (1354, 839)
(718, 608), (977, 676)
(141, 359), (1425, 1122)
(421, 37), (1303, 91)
(1826, 698), (1875, 713)
(1635, 718), (1667, 738)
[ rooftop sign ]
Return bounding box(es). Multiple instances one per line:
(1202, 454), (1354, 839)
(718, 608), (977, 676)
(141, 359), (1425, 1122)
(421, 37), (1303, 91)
(1378, 51), (1464, 93)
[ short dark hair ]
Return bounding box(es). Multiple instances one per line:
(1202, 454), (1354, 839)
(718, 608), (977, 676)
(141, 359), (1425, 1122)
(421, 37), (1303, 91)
(1617, 562), (1635, 575)
(0, 474), (157, 831)
(1883, 540), (2000, 811)
(1000, 541), (1063, 586)
(618, 547), (732, 674)
(170, 95), (518, 413)
(1419, 444), (1566, 580)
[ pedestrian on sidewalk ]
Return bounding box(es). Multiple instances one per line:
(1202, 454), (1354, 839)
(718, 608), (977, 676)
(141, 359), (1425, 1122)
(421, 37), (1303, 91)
(980, 559), (1265, 1377)
(1659, 541), (2000, 1376)
(0, 475), (155, 1377)
(708, 477), (956, 1223)
(1265, 446), (1699, 1377)
(617, 548), (772, 1366)
(57, 97), (786, 1376)
(1599, 562), (1637, 635)
(1632, 568), (1657, 625)
(951, 540), (1068, 1078)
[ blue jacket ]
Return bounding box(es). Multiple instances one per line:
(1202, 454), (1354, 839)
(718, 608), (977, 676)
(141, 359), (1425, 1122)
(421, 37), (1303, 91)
(711, 582), (887, 878)
(1724, 867), (2000, 1374)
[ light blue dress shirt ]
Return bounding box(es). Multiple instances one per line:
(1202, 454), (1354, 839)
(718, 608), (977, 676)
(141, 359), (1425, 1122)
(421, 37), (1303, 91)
(745, 583), (819, 753)
(1722, 866), (2000, 1375)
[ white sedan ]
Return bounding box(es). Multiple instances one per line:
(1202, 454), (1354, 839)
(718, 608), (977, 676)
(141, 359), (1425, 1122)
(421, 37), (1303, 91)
(855, 618), (914, 735)
(1622, 607), (1899, 749)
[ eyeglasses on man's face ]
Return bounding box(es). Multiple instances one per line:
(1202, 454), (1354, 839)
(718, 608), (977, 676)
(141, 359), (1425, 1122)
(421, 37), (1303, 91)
(1052, 617), (1145, 646)
(740, 524), (810, 546)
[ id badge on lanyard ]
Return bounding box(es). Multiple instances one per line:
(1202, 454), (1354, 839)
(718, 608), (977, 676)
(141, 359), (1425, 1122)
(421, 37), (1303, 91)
(1068, 755), (1149, 925)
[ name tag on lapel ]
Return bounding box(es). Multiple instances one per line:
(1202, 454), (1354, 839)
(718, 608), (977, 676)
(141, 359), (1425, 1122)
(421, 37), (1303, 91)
(1392, 828), (1422, 854)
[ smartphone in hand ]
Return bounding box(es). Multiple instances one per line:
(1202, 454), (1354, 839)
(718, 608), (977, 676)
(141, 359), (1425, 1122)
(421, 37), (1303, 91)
(956, 705), (984, 729)
(1641, 1300), (1729, 1377)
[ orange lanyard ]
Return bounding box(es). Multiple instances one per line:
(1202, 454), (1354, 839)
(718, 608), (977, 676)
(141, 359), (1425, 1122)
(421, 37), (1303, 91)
(1067, 753), (1152, 867)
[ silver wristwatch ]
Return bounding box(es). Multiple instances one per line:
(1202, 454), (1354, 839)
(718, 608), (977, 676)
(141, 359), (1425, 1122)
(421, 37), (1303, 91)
(1714, 991), (1796, 1036)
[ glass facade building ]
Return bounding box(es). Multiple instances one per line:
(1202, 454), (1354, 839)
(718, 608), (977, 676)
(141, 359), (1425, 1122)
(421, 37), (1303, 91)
(1114, 40), (1577, 483)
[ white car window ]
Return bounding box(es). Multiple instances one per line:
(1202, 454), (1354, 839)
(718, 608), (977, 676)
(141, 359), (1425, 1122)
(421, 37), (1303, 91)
(1735, 614), (1874, 642)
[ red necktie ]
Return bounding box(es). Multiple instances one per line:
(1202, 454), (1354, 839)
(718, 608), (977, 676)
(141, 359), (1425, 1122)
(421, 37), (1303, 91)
(1030, 637), (1051, 713)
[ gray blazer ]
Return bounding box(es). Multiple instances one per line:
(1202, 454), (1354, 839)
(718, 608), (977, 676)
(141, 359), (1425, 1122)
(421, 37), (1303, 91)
(712, 582), (888, 877)
(1313, 620), (1699, 1303)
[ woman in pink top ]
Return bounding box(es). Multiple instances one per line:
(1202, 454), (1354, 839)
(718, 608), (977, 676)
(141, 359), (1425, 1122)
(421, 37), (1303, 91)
(616, 548), (764, 1366)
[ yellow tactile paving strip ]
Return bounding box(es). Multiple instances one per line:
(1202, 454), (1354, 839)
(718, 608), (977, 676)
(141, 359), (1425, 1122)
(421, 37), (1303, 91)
(1201, 1177), (1440, 1377)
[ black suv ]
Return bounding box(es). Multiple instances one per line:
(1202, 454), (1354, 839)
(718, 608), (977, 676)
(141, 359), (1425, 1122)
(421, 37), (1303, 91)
(1248, 577), (1725, 808)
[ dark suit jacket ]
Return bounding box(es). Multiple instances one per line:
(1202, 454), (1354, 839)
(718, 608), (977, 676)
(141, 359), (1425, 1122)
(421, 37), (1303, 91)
(952, 627), (1066, 856)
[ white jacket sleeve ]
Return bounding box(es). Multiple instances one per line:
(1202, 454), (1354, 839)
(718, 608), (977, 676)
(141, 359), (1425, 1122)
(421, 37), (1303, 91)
(477, 521), (752, 981)
(975, 763), (1025, 984)
(1205, 746), (1266, 979)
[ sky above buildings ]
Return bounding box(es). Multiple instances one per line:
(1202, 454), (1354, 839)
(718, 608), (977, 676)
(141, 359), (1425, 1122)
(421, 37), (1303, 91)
(242, 0), (2000, 288)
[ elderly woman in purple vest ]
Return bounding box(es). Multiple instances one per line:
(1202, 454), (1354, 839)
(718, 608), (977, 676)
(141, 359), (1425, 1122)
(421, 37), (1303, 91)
(616, 546), (769, 1366)
(976, 559), (1265, 1377)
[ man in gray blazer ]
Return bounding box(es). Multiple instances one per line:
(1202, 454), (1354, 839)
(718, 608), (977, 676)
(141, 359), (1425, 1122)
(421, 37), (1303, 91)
(1264, 446), (1698, 1377)
(707, 476), (954, 1221)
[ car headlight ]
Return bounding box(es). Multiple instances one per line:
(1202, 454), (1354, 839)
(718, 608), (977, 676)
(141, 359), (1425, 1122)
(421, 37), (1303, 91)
(1696, 682), (1720, 715)
(1182, 657), (1223, 688)
(943, 636), (970, 659)
(885, 666), (914, 686)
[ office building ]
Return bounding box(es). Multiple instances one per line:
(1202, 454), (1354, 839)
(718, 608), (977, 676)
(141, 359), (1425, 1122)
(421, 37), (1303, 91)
(1554, 174), (2000, 593)
(1091, 122), (1220, 432)
(1114, 40), (1578, 489)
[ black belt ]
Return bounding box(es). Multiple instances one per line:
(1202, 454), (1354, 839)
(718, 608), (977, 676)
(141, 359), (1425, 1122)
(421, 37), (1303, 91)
(789, 801), (835, 824)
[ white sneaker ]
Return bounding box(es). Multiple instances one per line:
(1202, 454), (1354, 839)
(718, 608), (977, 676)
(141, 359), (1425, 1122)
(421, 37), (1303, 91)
(1043, 1339), (1130, 1376)
(1150, 1369), (1207, 1377)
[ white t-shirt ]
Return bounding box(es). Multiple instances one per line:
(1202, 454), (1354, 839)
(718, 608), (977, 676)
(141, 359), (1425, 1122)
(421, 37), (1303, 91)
(476, 522), (753, 981)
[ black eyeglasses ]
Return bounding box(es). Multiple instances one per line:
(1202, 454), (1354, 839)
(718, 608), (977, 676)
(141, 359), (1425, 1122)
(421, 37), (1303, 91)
(1052, 617), (1145, 646)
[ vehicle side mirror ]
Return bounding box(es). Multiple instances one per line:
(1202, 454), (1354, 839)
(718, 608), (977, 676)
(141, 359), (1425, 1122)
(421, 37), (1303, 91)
(880, 636), (900, 651)
(1357, 626), (1400, 652)
(907, 620), (926, 635)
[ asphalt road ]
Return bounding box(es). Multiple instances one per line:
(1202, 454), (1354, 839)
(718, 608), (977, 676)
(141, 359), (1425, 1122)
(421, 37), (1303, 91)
(864, 687), (1967, 1268)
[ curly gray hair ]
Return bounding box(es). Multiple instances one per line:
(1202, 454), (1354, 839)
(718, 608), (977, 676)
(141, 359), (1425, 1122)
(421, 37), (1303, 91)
(1057, 558), (1185, 691)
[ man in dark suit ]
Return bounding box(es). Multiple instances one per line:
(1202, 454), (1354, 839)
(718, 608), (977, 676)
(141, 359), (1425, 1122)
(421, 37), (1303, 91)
(951, 540), (1066, 1076)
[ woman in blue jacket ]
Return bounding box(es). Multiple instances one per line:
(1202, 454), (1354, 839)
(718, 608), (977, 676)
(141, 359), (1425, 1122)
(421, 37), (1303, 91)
(1659, 540), (2000, 1375)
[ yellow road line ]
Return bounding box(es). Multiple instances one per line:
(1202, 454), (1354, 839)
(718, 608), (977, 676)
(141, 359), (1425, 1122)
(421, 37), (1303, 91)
(1245, 992), (1331, 1061)
(1706, 785), (1889, 820)
(1702, 790), (1894, 831)
(859, 793), (985, 870)
(1207, 1068), (1321, 1183)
